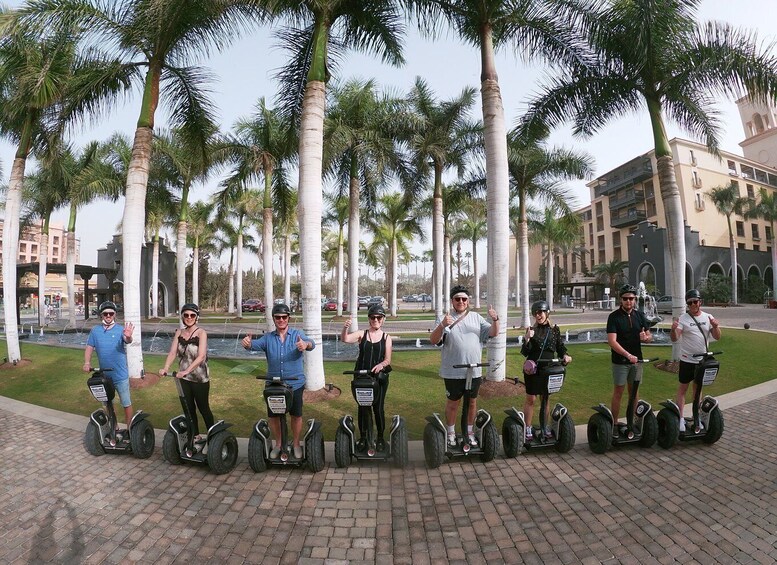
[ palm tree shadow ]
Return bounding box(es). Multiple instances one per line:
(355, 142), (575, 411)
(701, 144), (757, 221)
(29, 497), (84, 564)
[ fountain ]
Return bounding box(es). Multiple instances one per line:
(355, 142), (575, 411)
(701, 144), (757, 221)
(638, 281), (662, 326)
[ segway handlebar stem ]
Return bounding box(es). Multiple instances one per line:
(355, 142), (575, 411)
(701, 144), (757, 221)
(452, 362), (490, 369)
(343, 370), (371, 376)
(692, 351), (723, 358)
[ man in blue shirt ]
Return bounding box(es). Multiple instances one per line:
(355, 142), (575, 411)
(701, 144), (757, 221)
(83, 301), (134, 429)
(242, 303), (315, 459)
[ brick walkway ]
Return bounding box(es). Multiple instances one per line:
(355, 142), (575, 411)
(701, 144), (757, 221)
(2, 390), (777, 564)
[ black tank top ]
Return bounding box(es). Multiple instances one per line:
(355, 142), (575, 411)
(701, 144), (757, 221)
(356, 330), (387, 371)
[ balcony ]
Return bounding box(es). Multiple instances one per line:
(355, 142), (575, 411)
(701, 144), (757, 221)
(593, 156), (653, 198)
(610, 209), (647, 228)
(609, 189), (645, 211)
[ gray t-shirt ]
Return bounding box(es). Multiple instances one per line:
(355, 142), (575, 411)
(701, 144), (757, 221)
(435, 311), (492, 379)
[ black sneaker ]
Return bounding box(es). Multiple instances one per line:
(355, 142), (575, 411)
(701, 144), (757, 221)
(375, 438), (386, 452)
(356, 438), (367, 452)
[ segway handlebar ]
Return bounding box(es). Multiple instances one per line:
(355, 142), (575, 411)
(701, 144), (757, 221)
(637, 357), (659, 363)
(343, 369), (371, 376)
(452, 362), (490, 369)
(88, 367), (113, 373)
(255, 375), (284, 384)
(692, 351), (723, 358)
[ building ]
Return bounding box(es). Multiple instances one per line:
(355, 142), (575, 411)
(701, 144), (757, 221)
(531, 97), (776, 304)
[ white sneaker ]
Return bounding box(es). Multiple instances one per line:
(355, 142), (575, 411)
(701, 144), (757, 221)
(679, 418), (686, 432)
(269, 447), (280, 459)
(467, 434), (478, 447)
(447, 433), (457, 447)
(293, 446), (303, 459)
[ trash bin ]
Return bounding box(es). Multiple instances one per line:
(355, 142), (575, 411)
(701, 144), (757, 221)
(769, 300), (777, 309)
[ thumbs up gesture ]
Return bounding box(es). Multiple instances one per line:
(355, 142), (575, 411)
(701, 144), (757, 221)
(242, 334), (253, 349)
(296, 334), (309, 352)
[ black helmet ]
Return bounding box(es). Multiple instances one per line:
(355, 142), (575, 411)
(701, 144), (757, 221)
(367, 304), (386, 317)
(619, 284), (637, 297)
(685, 289), (701, 301)
(98, 301), (117, 313)
(531, 300), (549, 315)
(450, 285), (469, 299)
(271, 303), (290, 317)
(181, 303), (200, 316)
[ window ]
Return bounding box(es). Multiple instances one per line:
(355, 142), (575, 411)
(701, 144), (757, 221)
(747, 184), (755, 199)
(694, 191), (705, 211)
(754, 245), (760, 252)
(727, 160), (738, 175)
(19, 243), (26, 253)
(736, 221), (745, 237)
(595, 202), (604, 232)
(767, 226), (773, 242)
(612, 232), (621, 248)
(741, 165), (755, 179)
(690, 150), (697, 166)
(738, 242), (746, 250)
(752, 224), (760, 240)
(53, 236), (59, 245)
(692, 171), (702, 188)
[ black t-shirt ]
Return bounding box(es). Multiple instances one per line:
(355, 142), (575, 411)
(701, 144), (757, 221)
(606, 307), (649, 364)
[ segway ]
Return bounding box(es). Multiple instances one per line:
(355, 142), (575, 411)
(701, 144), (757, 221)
(587, 358), (659, 454)
(161, 372), (239, 474)
(656, 351), (724, 448)
(334, 369), (408, 468)
(247, 376), (325, 473)
(502, 358), (575, 457)
(422, 363), (499, 469)
(83, 368), (155, 458)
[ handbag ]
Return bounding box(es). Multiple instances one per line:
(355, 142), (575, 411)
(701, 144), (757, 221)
(523, 328), (550, 375)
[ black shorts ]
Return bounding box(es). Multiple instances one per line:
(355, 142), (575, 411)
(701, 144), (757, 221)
(444, 377), (481, 401)
(268, 386), (304, 417)
(678, 361), (700, 385)
(524, 373), (549, 396)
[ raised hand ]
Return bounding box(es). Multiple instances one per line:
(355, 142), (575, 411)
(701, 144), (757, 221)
(343, 319), (352, 331)
(487, 304), (498, 322)
(296, 334), (308, 352)
(242, 334), (253, 349)
(123, 322), (134, 340)
(442, 311), (453, 327)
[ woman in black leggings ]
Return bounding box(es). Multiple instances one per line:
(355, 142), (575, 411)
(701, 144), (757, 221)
(340, 304), (393, 450)
(161, 303), (214, 442)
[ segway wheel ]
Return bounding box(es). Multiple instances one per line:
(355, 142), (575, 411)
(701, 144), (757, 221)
(501, 418), (522, 459)
(162, 430), (183, 464)
(130, 418), (156, 459)
(656, 408), (679, 449)
(639, 411), (658, 448)
(423, 423), (445, 469)
(587, 413), (611, 454)
(392, 418), (409, 468)
(208, 431), (239, 475)
(702, 408), (724, 445)
(555, 415), (576, 453)
(306, 429), (325, 473)
(334, 426), (352, 468)
(247, 433), (267, 473)
(480, 421), (499, 463)
(83, 422), (105, 457)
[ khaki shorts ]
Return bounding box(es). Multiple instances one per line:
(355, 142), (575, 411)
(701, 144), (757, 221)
(612, 363), (643, 386)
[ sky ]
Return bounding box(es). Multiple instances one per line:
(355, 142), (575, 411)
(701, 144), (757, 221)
(1, 0), (776, 269)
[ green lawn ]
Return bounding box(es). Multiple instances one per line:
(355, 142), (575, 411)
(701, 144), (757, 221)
(1, 329), (772, 440)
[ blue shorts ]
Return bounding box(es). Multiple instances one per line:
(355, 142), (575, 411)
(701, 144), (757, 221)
(113, 378), (132, 408)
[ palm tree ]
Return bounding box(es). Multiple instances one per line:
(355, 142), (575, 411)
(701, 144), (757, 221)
(454, 198), (487, 309)
(153, 126), (219, 313)
(274, 187), (298, 306)
(529, 208), (582, 309)
(367, 193), (425, 317)
(17, 0), (269, 376)
(506, 126), (593, 327)
(272, 0), (406, 390)
(406, 0), (585, 381)
(592, 259), (629, 297)
(405, 78), (478, 317)
(746, 188), (777, 296)
(219, 98), (295, 326)
(324, 78), (407, 329)
(522, 0), (777, 321)
(188, 201), (214, 307)
(322, 192), (349, 317)
(707, 182), (749, 305)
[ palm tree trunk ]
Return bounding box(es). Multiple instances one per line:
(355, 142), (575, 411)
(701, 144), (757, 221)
(122, 126), (153, 378)
(444, 234), (452, 309)
(347, 174), (360, 330)
(2, 157), (26, 363)
(514, 241), (520, 309)
(519, 216), (531, 328)
(192, 244), (200, 305)
(38, 219), (49, 327)
(472, 237), (480, 310)
(432, 165), (444, 318)
(727, 218), (738, 305)
(336, 226), (344, 317)
(546, 247), (554, 310)
(284, 236), (291, 306)
(263, 206), (274, 327)
(480, 30), (509, 381)
(227, 252), (235, 313)
(151, 233), (160, 317)
(176, 220), (187, 311)
(390, 239), (398, 317)
(298, 79), (326, 390)
(236, 231), (243, 317)
(65, 220), (77, 327)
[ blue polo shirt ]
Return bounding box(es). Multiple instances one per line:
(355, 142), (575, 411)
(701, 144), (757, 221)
(247, 328), (314, 391)
(86, 324), (129, 382)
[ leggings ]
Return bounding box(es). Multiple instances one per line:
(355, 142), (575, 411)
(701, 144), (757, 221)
(357, 374), (389, 438)
(180, 379), (214, 436)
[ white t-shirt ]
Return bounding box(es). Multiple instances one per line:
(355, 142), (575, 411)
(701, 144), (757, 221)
(677, 311), (717, 364)
(435, 311), (492, 379)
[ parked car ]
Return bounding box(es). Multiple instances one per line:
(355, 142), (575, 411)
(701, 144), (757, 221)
(358, 296), (370, 309)
(242, 299), (264, 312)
(323, 299), (347, 311)
(368, 296), (385, 307)
(656, 295), (673, 314)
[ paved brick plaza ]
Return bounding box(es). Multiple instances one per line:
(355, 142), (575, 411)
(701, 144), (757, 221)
(1, 388), (776, 564)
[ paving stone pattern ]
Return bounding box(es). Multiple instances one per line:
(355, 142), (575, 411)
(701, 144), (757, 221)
(1, 395), (776, 564)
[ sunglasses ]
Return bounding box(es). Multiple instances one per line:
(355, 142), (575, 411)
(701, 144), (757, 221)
(621, 296), (636, 301)
(273, 315), (289, 320)
(182, 313), (197, 319)
(534, 311), (547, 315)
(369, 315), (384, 321)
(453, 297), (469, 302)
(101, 312), (115, 317)
(686, 299), (700, 305)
